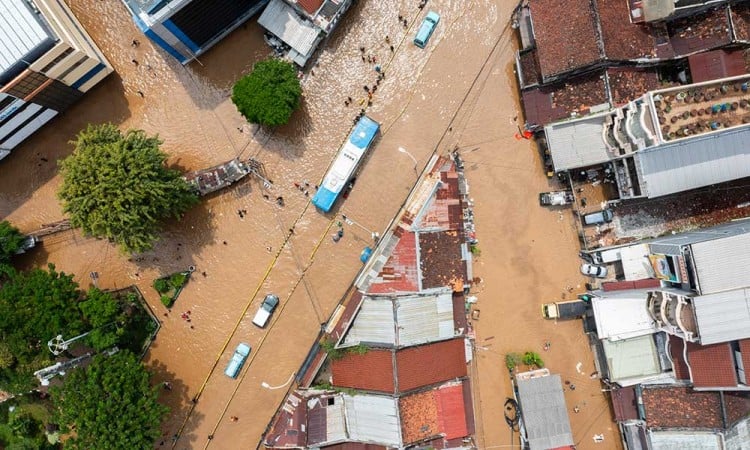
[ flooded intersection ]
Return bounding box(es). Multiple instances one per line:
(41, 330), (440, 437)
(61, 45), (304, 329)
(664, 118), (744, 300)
(1, 0), (619, 448)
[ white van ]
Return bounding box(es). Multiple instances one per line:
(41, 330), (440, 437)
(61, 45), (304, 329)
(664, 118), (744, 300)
(252, 294), (280, 328)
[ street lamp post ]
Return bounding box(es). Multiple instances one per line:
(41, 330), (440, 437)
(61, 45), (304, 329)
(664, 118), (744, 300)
(341, 214), (380, 242)
(397, 147), (418, 175)
(261, 372), (296, 390)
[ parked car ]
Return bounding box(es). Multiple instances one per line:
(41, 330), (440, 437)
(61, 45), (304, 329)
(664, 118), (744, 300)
(224, 343), (251, 379)
(539, 190), (574, 206)
(414, 11), (440, 48)
(580, 263), (608, 278)
(252, 294), (280, 328)
(583, 209), (614, 226)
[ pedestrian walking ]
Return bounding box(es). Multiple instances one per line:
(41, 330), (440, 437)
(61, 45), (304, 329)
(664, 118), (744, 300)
(131, 39), (140, 47)
(136, 90), (144, 98)
(385, 35), (390, 44)
(230, 416), (238, 422)
(390, 45), (395, 52)
(131, 59), (139, 66)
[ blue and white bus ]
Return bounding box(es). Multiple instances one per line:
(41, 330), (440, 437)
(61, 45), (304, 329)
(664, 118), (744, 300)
(312, 115), (380, 212)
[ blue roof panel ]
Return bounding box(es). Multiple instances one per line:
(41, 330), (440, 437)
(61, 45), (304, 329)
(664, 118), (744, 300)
(312, 186), (338, 212)
(348, 115), (379, 149)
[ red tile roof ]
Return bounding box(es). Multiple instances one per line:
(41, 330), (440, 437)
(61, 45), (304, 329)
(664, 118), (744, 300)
(399, 381), (470, 444)
(668, 6), (732, 56)
(321, 444), (387, 450)
(724, 391), (750, 426)
(419, 231), (466, 290)
(602, 278), (661, 292)
(687, 342), (738, 388)
(436, 383), (468, 439)
(641, 386), (723, 429)
(740, 339), (750, 385)
(731, 3), (750, 41)
(367, 231), (419, 294)
(611, 386), (639, 422)
(596, 0), (662, 61)
(297, 0), (324, 15)
(521, 71), (609, 127)
(529, 0), (602, 79)
(397, 338), (467, 392)
(688, 49), (747, 83)
(331, 349), (395, 393)
(668, 335), (690, 381)
(606, 68), (661, 106)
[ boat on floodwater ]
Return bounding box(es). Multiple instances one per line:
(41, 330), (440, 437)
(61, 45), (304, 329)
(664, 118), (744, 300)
(184, 157), (270, 196)
(312, 116), (380, 212)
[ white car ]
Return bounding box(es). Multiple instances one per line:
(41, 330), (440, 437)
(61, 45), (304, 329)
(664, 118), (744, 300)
(252, 294), (280, 328)
(581, 263), (608, 278)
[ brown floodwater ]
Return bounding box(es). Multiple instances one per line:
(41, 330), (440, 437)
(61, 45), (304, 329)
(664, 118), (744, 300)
(0, 0), (620, 448)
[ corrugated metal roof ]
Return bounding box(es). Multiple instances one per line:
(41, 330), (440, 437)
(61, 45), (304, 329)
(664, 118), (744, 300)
(515, 374), (574, 450)
(691, 232), (750, 294)
(637, 126), (750, 198)
(326, 396), (347, 443)
(545, 111), (612, 171)
(693, 289), (750, 345)
(619, 244), (654, 281)
(648, 430), (722, 450)
(592, 292), (656, 341)
(602, 334), (662, 384)
(343, 289), (456, 347)
(396, 290), (455, 346)
(342, 298), (395, 345)
(0, 0), (56, 82)
(344, 394), (401, 446)
(258, 0), (321, 58)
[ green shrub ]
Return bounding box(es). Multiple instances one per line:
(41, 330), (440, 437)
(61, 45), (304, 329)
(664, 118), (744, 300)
(505, 352), (522, 372)
(470, 244), (481, 256)
(170, 273), (187, 289)
(153, 279), (169, 294)
(522, 351), (544, 369)
(160, 295), (173, 308)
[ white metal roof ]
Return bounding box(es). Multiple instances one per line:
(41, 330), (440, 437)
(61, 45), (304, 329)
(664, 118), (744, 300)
(648, 430), (722, 450)
(637, 126), (750, 198)
(691, 232), (750, 295)
(545, 111), (612, 171)
(693, 288), (750, 345)
(396, 291), (455, 346)
(258, 0), (321, 60)
(602, 334), (662, 384)
(592, 292), (656, 341)
(342, 289), (455, 347)
(0, 0), (56, 78)
(619, 243), (654, 281)
(324, 396), (347, 443)
(343, 394), (401, 446)
(515, 374), (574, 450)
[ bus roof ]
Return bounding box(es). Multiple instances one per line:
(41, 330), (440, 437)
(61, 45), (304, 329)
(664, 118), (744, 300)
(349, 115), (380, 148)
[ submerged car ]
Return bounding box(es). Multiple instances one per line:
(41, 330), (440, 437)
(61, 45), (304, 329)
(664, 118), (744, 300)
(224, 343), (251, 379)
(580, 263), (608, 278)
(414, 11), (440, 48)
(252, 294), (280, 328)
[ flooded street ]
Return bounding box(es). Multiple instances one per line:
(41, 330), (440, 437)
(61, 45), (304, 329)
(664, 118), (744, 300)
(1, 0), (618, 448)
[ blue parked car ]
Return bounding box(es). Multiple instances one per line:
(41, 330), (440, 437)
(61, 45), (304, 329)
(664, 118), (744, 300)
(224, 343), (251, 379)
(414, 11), (440, 48)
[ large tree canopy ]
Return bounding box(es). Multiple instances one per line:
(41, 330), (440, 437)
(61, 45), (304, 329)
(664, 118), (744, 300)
(50, 350), (168, 449)
(0, 265), (123, 393)
(232, 58), (302, 127)
(58, 124), (199, 254)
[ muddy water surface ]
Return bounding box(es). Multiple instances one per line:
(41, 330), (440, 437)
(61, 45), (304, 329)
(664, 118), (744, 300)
(1, 0), (619, 448)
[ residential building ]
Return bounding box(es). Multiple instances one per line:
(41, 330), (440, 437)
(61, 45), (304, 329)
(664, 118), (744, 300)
(514, 0), (750, 128)
(514, 369), (575, 450)
(612, 385), (750, 450)
(0, 0), (113, 160)
(263, 154), (478, 449)
(544, 74), (750, 199)
(258, 0), (355, 66)
(119, 0), (269, 64)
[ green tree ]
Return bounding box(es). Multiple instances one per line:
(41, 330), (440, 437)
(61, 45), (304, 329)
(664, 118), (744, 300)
(50, 351), (168, 449)
(0, 220), (26, 264)
(79, 288), (122, 351)
(58, 124), (199, 254)
(231, 58), (302, 127)
(0, 264), (84, 392)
